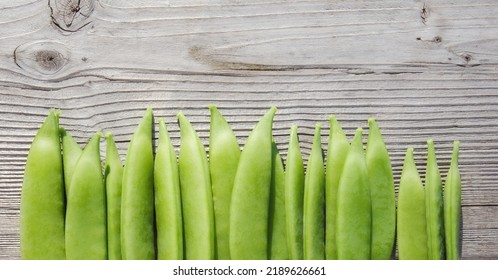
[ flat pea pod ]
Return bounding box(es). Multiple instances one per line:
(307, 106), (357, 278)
(425, 139), (445, 260)
(444, 141), (461, 260)
(397, 148), (428, 260)
(209, 105), (240, 260)
(284, 125), (305, 260)
(268, 141), (288, 259)
(65, 132), (107, 260)
(155, 118), (183, 260)
(105, 133), (124, 260)
(60, 127), (82, 196)
(303, 123), (325, 260)
(178, 112), (215, 260)
(366, 118), (396, 260)
(325, 116), (349, 260)
(20, 109), (65, 259)
(121, 108), (155, 260)
(230, 106), (277, 260)
(336, 128), (371, 260)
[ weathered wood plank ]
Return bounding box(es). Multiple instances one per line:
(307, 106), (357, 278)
(1, 0), (498, 259)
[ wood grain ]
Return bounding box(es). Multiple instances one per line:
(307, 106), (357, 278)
(1, 0), (498, 259)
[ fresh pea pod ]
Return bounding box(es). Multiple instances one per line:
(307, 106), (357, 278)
(121, 108), (155, 260)
(60, 127), (82, 196)
(268, 141), (288, 259)
(20, 109), (65, 259)
(178, 112), (215, 260)
(65, 132), (107, 260)
(303, 124), (325, 260)
(425, 139), (445, 260)
(209, 105), (240, 260)
(155, 118), (183, 260)
(230, 106), (277, 260)
(366, 118), (395, 260)
(336, 128), (371, 260)
(284, 125), (305, 260)
(397, 148), (428, 260)
(104, 133), (123, 260)
(444, 141), (461, 260)
(325, 116), (349, 260)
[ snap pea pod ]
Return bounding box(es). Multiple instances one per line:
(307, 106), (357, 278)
(178, 112), (215, 260)
(444, 141), (461, 260)
(303, 123), (325, 260)
(336, 128), (371, 260)
(209, 105), (240, 260)
(325, 116), (349, 260)
(284, 125), (305, 260)
(65, 132), (107, 260)
(268, 141), (288, 259)
(20, 109), (65, 259)
(230, 106), (277, 260)
(155, 118), (183, 260)
(121, 108), (155, 260)
(104, 133), (123, 260)
(425, 139), (445, 260)
(397, 148), (428, 260)
(366, 118), (395, 260)
(60, 127), (82, 196)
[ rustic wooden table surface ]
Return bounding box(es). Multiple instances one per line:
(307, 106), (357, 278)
(1, 0), (497, 260)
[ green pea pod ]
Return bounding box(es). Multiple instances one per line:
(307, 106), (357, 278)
(105, 133), (123, 260)
(268, 141), (288, 259)
(336, 128), (371, 260)
(60, 127), (82, 196)
(178, 112), (215, 260)
(230, 106), (277, 260)
(20, 109), (65, 259)
(66, 132), (107, 260)
(209, 105), (240, 260)
(397, 148), (428, 260)
(284, 125), (305, 260)
(425, 139), (445, 260)
(155, 118), (183, 260)
(121, 108), (155, 260)
(366, 118), (396, 260)
(444, 141), (461, 260)
(303, 123), (325, 260)
(325, 116), (349, 260)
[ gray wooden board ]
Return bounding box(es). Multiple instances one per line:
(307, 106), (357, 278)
(1, 0), (497, 259)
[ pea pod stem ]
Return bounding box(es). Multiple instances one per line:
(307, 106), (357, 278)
(20, 109), (65, 259)
(230, 106), (277, 260)
(178, 112), (215, 260)
(444, 141), (461, 260)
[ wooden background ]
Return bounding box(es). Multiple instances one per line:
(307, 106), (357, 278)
(1, 0), (497, 260)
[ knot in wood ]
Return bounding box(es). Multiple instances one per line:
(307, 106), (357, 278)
(49, 0), (95, 32)
(35, 50), (65, 72)
(14, 41), (70, 77)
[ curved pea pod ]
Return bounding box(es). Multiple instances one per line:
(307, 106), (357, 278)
(105, 133), (124, 260)
(66, 132), (107, 260)
(397, 148), (428, 260)
(284, 125), (305, 260)
(336, 128), (371, 260)
(325, 116), (349, 260)
(209, 105), (240, 260)
(230, 106), (277, 260)
(444, 141), (461, 260)
(155, 118), (183, 260)
(20, 109), (65, 259)
(60, 127), (82, 196)
(425, 140), (445, 260)
(121, 108), (155, 260)
(303, 124), (325, 260)
(366, 118), (396, 260)
(178, 112), (215, 260)
(268, 141), (288, 259)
